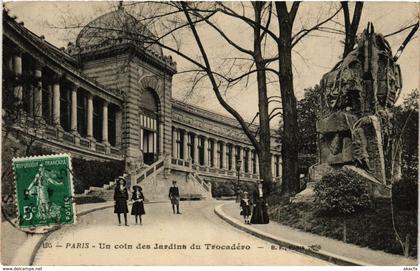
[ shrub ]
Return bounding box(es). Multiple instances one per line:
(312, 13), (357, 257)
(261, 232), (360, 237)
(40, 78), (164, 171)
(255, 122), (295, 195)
(392, 177), (418, 211)
(210, 181), (235, 197)
(72, 158), (124, 194)
(209, 180), (257, 198)
(314, 169), (371, 216)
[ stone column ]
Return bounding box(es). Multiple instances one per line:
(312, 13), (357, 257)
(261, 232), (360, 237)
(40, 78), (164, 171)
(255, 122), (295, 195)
(159, 123), (164, 156)
(247, 149), (252, 173)
(237, 146), (243, 172)
(153, 132), (157, 157)
(221, 142), (226, 169)
(213, 140), (218, 168)
(183, 130), (188, 160)
(13, 53), (23, 105)
(70, 84), (78, 133)
(193, 134), (199, 164)
(172, 127), (177, 158)
(256, 153), (260, 176)
(203, 136), (209, 166)
(231, 145), (236, 171)
(102, 100), (109, 144)
(87, 93), (94, 140)
(52, 79), (61, 127)
(140, 128), (144, 150)
(33, 64), (43, 119)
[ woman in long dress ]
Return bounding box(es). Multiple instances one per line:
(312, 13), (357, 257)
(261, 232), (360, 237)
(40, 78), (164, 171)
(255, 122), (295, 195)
(114, 177), (129, 226)
(131, 185), (145, 225)
(250, 180), (269, 224)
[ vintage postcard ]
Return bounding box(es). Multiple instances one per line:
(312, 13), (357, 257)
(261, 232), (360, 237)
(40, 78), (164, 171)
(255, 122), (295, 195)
(1, 1), (418, 268)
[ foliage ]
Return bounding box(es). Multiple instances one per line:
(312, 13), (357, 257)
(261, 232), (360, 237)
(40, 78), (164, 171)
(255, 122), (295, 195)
(297, 85), (322, 155)
(209, 180), (256, 198)
(314, 169), (371, 215)
(392, 177), (418, 211)
(72, 158), (125, 194)
(392, 89), (418, 181)
(268, 198), (417, 257)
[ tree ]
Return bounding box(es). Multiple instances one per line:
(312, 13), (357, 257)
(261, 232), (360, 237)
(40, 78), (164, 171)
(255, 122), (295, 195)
(55, 1), (342, 197)
(274, 2), (344, 197)
(275, 2), (300, 197)
(341, 2), (364, 58)
(160, 2), (342, 195)
(297, 85), (322, 155)
(392, 89), (418, 181)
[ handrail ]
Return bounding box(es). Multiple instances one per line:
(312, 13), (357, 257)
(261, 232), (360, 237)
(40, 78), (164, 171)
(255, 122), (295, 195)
(135, 158), (165, 184)
(192, 172), (211, 192)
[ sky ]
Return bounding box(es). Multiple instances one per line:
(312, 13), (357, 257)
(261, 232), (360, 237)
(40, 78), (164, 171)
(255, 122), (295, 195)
(4, 1), (419, 125)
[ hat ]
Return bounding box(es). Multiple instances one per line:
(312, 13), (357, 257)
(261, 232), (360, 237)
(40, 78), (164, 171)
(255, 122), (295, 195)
(133, 185), (142, 191)
(117, 177), (126, 185)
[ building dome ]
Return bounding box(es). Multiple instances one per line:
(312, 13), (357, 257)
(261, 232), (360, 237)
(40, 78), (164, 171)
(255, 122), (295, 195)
(74, 6), (163, 56)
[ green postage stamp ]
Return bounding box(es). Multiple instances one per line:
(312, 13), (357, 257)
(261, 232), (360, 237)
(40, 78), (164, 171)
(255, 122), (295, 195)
(12, 154), (76, 231)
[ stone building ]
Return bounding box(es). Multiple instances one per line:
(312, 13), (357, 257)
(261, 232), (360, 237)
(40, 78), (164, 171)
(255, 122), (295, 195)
(2, 7), (281, 200)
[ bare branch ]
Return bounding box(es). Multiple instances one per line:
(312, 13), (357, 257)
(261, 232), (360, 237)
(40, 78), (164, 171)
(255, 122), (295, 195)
(181, 2), (260, 151)
(289, 2), (301, 24)
(292, 6), (342, 47)
(189, 9), (254, 56)
(384, 22), (419, 38)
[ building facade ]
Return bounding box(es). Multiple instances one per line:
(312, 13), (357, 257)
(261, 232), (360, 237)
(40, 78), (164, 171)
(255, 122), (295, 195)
(2, 7), (281, 200)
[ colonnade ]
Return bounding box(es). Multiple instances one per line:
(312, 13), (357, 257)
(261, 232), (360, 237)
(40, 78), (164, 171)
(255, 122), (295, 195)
(172, 126), (281, 177)
(6, 50), (122, 147)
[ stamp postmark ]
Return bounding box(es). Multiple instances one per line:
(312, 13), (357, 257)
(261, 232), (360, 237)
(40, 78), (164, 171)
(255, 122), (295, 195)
(12, 154), (76, 232)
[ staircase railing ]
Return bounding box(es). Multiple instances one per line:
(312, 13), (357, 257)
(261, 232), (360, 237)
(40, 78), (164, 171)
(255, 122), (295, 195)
(135, 158), (165, 184)
(191, 171), (212, 194)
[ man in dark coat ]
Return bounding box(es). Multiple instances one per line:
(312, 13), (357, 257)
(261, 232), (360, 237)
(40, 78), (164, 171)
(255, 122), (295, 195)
(168, 181), (181, 214)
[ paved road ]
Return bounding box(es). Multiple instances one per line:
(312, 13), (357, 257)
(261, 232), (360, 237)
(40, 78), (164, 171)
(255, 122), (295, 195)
(33, 201), (331, 265)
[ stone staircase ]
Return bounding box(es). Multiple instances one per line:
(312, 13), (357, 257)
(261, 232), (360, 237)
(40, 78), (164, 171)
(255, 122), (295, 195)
(78, 179), (117, 202)
(188, 171), (212, 199)
(78, 158), (213, 203)
(132, 158), (212, 202)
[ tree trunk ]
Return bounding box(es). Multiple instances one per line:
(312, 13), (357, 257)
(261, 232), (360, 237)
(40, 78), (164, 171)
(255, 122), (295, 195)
(277, 3), (299, 197)
(253, 2), (273, 193)
(342, 2), (364, 58)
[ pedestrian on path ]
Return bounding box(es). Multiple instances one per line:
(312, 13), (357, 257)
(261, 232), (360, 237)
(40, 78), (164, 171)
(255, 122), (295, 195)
(131, 185), (145, 225)
(240, 191), (251, 224)
(250, 180), (269, 224)
(168, 181), (181, 214)
(114, 177), (129, 226)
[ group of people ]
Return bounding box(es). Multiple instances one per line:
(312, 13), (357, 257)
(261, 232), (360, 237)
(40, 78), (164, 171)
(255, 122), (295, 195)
(113, 177), (181, 226)
(113, 177), (146, 226)
(239, 180), (269, 225)
(113, 173), (269, 226)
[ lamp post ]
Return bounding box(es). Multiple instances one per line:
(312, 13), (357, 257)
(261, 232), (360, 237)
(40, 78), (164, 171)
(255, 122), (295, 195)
(235, 157), (241, 202)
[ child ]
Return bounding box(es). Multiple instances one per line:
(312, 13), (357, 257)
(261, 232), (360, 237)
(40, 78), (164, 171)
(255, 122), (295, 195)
(240, 191), (251, 224)
(131, 185), (145, 225)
